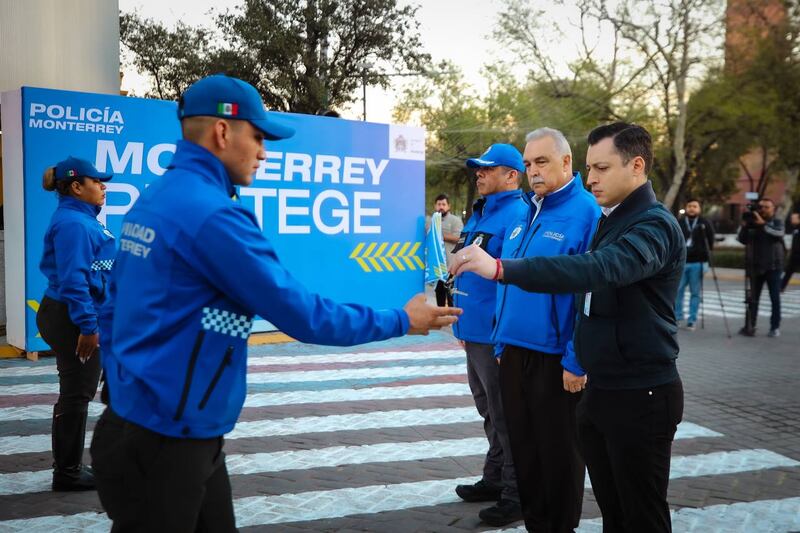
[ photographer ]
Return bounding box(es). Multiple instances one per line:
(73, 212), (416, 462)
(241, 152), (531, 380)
(737, 198), (785, 337)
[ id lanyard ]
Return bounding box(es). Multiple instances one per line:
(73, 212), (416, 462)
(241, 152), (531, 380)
(684, 217), (698, 248)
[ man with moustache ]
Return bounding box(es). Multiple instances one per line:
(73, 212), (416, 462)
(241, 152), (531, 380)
(451, 144), (527, 525)
(451, 123), (685, 532)
(482, 128), (599, 531)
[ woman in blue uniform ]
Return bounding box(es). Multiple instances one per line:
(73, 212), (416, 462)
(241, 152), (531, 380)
(37, 157), (116, 491)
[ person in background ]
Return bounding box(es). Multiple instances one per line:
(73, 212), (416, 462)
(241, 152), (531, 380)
(37, 157), (116, 491)
(782, 200), (800, 291)
(674, 198), (715, 331)
(451, 143), (527, 526)
(737, 197), (785, 337)
(433, 193), (464, 306)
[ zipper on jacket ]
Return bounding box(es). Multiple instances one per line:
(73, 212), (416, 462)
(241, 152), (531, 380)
(174, 330), (206, 421)
(495, 223), (542, 333)
(589, 216), (605, 251)
(550, 295), (561, 345)
(198, 345), (234, 410)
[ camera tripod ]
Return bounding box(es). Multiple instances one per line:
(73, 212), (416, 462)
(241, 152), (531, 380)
(698, 223), (732, 338)
(740, 225), (757, 336)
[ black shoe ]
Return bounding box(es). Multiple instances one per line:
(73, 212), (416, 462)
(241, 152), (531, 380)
(52, 464), (96, 491)
(478, 499), (523, 527)
(738, 326), (756, 337)
(455, 479), (502, 502)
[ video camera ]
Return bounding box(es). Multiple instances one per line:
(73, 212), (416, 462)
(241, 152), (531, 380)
(741, 192), (761, 224)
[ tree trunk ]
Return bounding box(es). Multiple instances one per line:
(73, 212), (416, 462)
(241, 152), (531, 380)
(778, 166), (800, 218)
(662, 82), (688, 209)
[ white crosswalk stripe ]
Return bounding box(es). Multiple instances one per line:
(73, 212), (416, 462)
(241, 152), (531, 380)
(0, 408), (721, 456)
(0, 349), (466, 378)
(678, 287), (800, 319)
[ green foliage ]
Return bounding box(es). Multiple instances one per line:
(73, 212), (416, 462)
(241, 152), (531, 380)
(684, 25), (800, 204)
(120, 0), (429, 113)
(120, 12), (214, 100)
(214, 0), (430, 114)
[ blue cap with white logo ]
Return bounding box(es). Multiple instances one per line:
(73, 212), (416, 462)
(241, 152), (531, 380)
(179, 74), (295, 141)
(466, 143), (525, 174)
(54, 157), (112, 182)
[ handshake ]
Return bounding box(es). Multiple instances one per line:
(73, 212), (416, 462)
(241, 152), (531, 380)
(403, 294), (462, 335)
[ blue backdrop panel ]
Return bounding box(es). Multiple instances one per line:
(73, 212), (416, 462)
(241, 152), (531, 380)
(19, 87), (425, 351)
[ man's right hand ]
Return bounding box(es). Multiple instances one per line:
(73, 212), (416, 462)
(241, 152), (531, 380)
(403, 294), (462, 335)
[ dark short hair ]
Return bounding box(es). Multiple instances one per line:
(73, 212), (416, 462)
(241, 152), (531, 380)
(434, 194), (450, 203)
(759, 197), (775, 206)
(686, 198), (702, 206)
(588, 122), (653, 175)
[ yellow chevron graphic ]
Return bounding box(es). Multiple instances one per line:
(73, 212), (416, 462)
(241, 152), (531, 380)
(350, 241), (424, 273)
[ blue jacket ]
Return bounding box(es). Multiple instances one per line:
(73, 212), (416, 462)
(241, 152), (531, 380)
(102, 140), (410, 439)
(40, 196), (116, 335)
(493, 174), (600, 374)
(453, 189), (527, 343)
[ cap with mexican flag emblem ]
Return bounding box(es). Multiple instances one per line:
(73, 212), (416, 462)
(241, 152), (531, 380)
(54, 157), (113, 182)
(179, 75), (294, 141)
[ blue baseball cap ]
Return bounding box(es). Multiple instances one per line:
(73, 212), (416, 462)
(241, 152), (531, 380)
(54, 157), (112, 181)
(179, 75), (295, 141)
(466, 143), (525, 174)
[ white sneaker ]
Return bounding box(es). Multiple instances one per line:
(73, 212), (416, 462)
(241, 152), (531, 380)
(768, 329), (780, 338)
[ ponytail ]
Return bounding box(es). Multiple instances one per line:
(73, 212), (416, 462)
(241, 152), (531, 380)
(42, 167), (57, 191)
(43, 167), (83, 196)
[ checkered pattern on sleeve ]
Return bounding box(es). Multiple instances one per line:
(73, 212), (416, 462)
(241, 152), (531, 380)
(201, 307), (253, 339)
(91, 259), (115, 271)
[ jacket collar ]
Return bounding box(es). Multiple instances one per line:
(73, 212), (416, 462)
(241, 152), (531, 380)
(472, 189), (522, 216)
(58, 194), (101, 217)
(168, 140), (236, 198)
(522, 171), (582, 210)
(605, 180), (658, 223)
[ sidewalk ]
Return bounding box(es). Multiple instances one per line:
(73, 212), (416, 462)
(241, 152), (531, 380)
(710, 267), (799, 285)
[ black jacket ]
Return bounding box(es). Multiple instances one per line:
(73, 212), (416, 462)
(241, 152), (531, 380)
(501, 182), (685, 389)
(677, 215), (714, 263)
(786, 204), (800, 263)
(736, 217), (785, 273)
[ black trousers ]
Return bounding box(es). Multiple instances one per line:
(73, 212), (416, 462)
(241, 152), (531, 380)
(36, 296), (101, 472)
(435, 280), (453, 307)
(752, 269), (781, 330)
(90, 407), (236, 532)
(465, 342), (518, 502)
(782, 256), (799, 290)
(577, 379), (684, 533)
(499, 345), (584, 532)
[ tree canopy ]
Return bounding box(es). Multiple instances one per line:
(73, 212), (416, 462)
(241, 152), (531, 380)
(120, 0), (430, 113)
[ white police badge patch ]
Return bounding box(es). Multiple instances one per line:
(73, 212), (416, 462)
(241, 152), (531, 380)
(509, 225), (523, 240)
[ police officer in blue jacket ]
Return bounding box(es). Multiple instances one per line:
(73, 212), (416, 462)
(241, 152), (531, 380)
(37, 157), (116, 491)
(451, 144), (526, 525)
(467, 128), (600, 532)
(89, 74), (460, 532)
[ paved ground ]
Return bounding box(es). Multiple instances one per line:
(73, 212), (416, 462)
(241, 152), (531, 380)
(0, 281), (798, 532)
